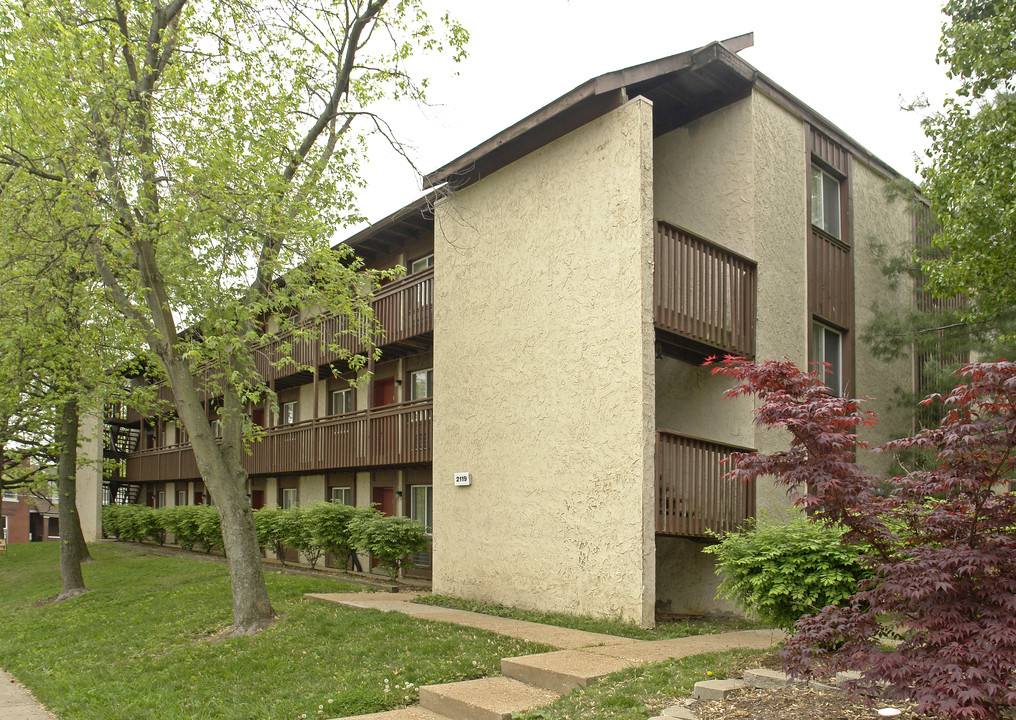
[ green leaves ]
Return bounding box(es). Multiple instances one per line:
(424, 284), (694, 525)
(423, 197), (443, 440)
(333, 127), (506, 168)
(704, 515), (868, 631)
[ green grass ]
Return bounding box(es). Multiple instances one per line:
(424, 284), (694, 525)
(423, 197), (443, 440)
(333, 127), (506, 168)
(415, 594), (766, 640)
(517, 649), (769, 720)
(0, 542), (551, 720)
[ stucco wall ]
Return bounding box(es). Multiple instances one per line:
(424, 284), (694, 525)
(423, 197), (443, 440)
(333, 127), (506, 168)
(433, 97), (656, 626)
(76, 411), (104, 542)
(852, 160), (916, 474)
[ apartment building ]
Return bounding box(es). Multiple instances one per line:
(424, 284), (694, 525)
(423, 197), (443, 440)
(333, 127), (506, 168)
(2, 486), (59, 545)
(79, 35), (918, 626)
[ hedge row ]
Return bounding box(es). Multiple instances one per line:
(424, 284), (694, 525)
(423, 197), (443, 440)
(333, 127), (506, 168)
(102, 502), (429, 581)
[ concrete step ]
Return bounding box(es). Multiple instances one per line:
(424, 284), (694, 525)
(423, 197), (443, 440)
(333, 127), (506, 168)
(330, 707), (447, 720)
(418, 676), (559, 720)
(501, 650), (632, 693)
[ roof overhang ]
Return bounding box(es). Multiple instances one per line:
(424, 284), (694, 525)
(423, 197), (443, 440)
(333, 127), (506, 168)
(424, 34), (759, 190)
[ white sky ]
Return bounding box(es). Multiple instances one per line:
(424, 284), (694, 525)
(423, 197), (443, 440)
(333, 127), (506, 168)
(352, 0), (954, 229)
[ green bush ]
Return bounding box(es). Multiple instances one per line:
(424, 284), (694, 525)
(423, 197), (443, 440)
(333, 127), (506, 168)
(276, 506), (324, 569)
(702, 515), (869, 631)
(102, 504), (154, 542)
(194, 505), (223, 553)
(305, 502), (360, 568)
(253, 507), (288, 564)
(157, 505), (202, 551)
(349, 510), (429, 582)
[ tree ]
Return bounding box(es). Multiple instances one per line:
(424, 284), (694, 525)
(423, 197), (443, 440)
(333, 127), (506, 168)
(920, 1), (1016, 329)
(712, 357), (1016, 720)
(0, 1), (465, 634)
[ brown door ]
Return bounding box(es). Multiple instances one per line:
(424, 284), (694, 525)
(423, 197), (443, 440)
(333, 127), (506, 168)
(373, 378), (395, 408)
(371, 486), (394, 516)
(250, 490), (264, 510)
(252, 408), (265, 428)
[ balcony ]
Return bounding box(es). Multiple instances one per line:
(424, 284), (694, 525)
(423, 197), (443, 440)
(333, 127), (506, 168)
(125, 399), (433, 483)
(654, 221), (756, 359)
(259, 267), (434, 381)
(655, 430), (755, 538)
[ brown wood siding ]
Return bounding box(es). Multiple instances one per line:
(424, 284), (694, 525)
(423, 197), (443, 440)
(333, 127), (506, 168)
(809, 128), (849, 176)
(655, 431), (755, 538)
(126, 400), (433, 483)
(653, 221), (757, 358)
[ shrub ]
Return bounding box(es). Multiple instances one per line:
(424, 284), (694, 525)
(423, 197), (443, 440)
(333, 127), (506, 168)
(305, 502), (359, 568)
(158, 505), (202, 551)
(253, 507), (288, 564)
(102, 504), (154, 542)
(276, 506), (324, 569)
(703, 515), (868, 631)
(194, 505), (223, 553)
(350, 510), (429, 582)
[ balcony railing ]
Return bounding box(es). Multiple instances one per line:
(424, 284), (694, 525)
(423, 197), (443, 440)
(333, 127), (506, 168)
(257, 267), (434, 380)
(654, 222), (756, 358)
(125, 399), (433, 483)
(655, 430), (755, 538)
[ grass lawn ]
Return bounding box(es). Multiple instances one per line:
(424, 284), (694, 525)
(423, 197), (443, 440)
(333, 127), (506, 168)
(415, 594), (765, 640)
(0, 542), (550, 720)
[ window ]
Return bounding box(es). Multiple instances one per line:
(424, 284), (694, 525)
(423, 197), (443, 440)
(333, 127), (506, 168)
(811, 321), (843, 396)
(2, 515), (6, 541)
(331, 388), (354, 416)
(410, 368), (433, 401)
(211, 419), (222, 438)
(48, 517), (59, 538)
(176, 490), (188, 506)
(810, 164), (841, 238)
(157, 491), (165, 509)
(281, 401), (298, 425)
(281, 488), (298, 510)
(331, 487), (352, 505)
(410, 253), (434, 274)
(410, 485), (433, 535)
(2, 488), (17, 501)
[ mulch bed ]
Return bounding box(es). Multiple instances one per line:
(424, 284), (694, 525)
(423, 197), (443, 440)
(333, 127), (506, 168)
(692, 686), (918, 720)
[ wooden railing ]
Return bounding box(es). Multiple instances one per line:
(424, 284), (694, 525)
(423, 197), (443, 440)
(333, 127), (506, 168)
(257, 267), (434, 381)
(654, 222), (756, 357)
(655, 430), (755, 538)
(125, 400), (433, 483)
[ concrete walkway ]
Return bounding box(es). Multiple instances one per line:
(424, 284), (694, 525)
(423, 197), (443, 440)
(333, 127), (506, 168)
(0, 669), (56, 720)
(307, 593), (785, 720)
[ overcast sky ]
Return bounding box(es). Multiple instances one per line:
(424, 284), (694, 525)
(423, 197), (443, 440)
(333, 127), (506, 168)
(351, 0), (953, 228)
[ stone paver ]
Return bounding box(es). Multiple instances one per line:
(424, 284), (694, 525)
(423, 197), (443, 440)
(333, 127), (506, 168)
(0, 669), (57, 720)
(693, 678), (745, 700)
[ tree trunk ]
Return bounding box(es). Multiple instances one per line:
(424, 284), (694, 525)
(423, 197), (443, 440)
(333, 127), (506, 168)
(161, 357), (274, 634)
(55, 399), (88, 600)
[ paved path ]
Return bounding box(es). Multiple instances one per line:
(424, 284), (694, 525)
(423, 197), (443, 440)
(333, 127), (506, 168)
(0, 669), (56, 720)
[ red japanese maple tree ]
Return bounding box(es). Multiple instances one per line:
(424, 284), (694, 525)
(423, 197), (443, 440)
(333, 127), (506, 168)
(712, 358), (1016, 720)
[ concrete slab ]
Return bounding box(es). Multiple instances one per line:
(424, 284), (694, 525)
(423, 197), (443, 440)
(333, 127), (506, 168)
(418, 677), (559, 720)
(501, 649), (633, 692)
(743, 667), (806, 690)
(328, 707), (446, 720)
(693, 678), (744, 700)
(308, 593), (635, 649)
(0, 669), (57, 720)
(584, 630), (785, 663)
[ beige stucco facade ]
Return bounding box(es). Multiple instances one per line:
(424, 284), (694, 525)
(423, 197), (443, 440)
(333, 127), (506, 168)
(75, 412), (105, 542)
(433, 98), (657, 626)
